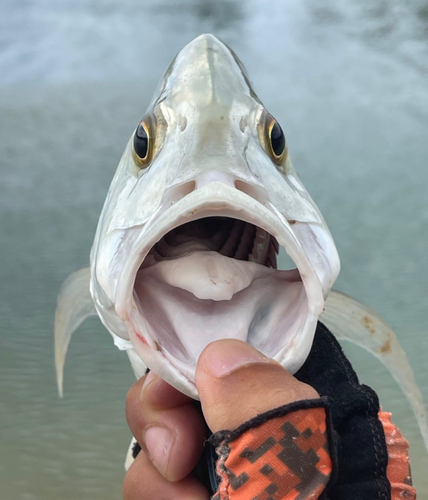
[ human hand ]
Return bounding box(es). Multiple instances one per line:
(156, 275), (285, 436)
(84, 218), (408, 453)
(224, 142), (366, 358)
(123, 339), (323, 500)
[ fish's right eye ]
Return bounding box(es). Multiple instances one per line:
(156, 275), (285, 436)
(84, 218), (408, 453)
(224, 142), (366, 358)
(133, 115), (154, 168)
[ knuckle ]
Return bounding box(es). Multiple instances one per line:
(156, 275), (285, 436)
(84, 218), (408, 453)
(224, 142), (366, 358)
(122, 453), (151, 500)
(122, 468), (140, 499)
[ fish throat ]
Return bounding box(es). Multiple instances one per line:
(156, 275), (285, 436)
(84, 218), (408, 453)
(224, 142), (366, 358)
(131, 216), (307, 379)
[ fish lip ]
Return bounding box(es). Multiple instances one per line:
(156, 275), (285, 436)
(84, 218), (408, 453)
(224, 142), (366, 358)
(115, 182), (324, 395)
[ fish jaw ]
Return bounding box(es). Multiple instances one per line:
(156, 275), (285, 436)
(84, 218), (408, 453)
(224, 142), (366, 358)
(106, 180), (326, 399)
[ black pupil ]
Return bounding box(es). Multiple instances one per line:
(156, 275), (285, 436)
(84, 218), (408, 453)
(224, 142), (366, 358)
(270, 121), (285, 157)
(134, 124), (148, 159)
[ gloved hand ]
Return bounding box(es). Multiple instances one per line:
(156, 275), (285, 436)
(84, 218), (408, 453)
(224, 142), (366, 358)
(123, 339), (333, 500)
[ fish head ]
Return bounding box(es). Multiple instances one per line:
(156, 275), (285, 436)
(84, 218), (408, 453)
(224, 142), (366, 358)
(90, 34), (340, 398)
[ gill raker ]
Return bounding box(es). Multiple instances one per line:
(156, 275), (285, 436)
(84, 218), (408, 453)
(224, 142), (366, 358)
(54, 34), (428, 453)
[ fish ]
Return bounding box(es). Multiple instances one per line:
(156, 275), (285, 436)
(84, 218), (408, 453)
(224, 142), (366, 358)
(54, 34), (427, 457)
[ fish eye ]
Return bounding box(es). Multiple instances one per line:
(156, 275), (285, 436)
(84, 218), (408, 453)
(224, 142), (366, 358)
(269, 120), (286, 158)
(258, 111), (288, 168)
(133, 115), (154, 168)
(135, 123), (148, 159)
(267, 115), (287, 166)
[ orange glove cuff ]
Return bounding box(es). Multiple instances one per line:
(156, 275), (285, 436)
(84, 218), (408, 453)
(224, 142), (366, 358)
(210, 399), (335, 500)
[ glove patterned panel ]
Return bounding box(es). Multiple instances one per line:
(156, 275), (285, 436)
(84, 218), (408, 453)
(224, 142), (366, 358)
(211, 404), (332, 500)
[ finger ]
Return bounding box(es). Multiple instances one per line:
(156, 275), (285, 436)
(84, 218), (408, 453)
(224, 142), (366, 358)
(123, 448), (209, 500)
(126, 373), (207, 481)
(195, 339), (319, 432)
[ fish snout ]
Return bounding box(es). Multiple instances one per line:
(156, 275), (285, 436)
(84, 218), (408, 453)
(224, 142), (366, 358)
(196, 170), (236, 189)
(160, 171), (270, 209)
(196, 170), (269, 206)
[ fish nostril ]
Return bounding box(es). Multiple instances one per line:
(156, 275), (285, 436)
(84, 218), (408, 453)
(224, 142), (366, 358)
(179, 180), (196, 197)
(234, 180), (269, 206)
(163, 180), (196, 205)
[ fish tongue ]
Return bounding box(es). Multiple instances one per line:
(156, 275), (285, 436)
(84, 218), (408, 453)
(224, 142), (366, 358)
(132, 255), (305, 377)
(138, 250), (272, 301)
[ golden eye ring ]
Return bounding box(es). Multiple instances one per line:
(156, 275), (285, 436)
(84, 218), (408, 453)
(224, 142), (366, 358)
(258, 110), (288, 168)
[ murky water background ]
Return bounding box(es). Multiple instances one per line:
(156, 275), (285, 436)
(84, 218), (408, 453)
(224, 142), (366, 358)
(1, 0), (427, 498)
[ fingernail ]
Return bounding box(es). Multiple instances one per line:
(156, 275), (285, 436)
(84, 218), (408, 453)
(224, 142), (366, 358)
(204, 340), (271, 378)
(144, 426), (174, 476)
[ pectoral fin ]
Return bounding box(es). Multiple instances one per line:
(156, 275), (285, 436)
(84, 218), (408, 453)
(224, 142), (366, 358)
(54, 267), (96, 397)
(321, 289), (428, 452)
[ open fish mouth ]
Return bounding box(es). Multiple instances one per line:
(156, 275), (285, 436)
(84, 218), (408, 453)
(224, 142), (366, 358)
(114, 181), (324, 390)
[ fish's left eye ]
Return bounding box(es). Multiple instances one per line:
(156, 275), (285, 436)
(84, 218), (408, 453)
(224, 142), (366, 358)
(135, 124), (148, 159)
(258, 111), (288, 169)
(267, 116), (287, 166)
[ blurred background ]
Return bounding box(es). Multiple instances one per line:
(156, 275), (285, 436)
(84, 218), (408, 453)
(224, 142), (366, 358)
(1, 0), (427, 498)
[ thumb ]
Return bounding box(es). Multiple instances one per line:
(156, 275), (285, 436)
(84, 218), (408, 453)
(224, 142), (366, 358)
(195, 339), (319, 433)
